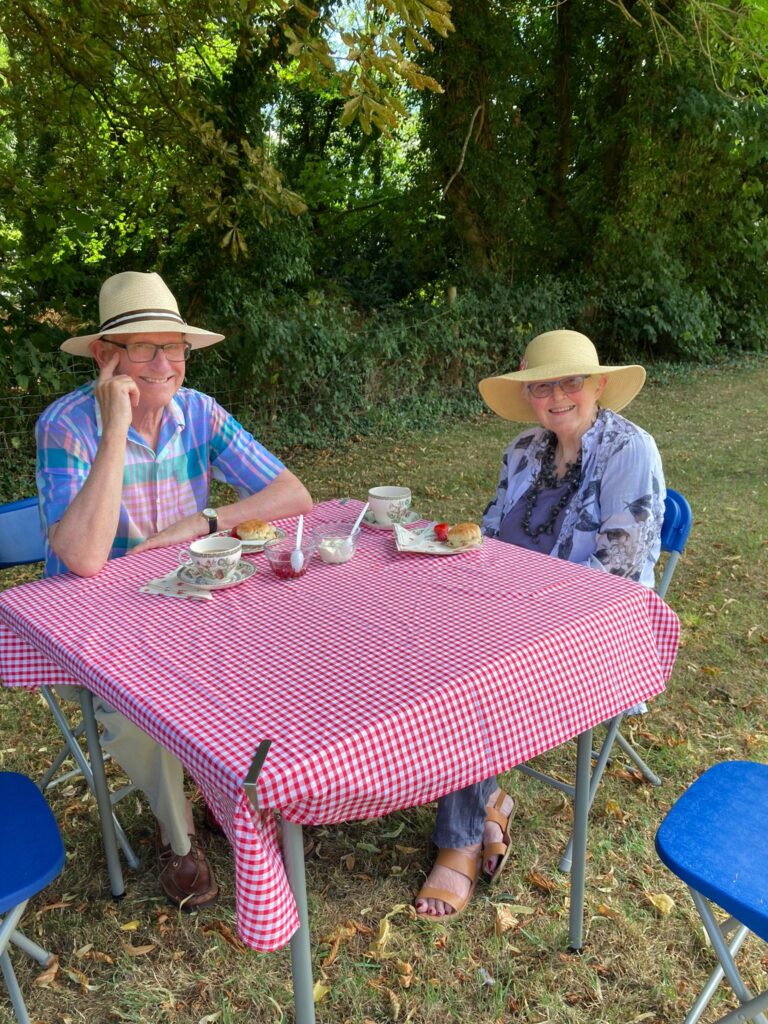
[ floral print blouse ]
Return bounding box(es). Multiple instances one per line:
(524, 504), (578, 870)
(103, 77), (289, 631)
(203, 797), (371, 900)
(481, 408), (665, 589)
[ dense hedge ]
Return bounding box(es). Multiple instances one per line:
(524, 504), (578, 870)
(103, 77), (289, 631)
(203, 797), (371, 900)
(4, 267), (768, 504)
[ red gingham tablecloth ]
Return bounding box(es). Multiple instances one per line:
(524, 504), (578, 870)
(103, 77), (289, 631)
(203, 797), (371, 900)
(0, 500), (679, 950)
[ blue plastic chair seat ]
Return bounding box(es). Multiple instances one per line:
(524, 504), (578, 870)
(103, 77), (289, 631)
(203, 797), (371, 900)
(0, 499), (44, 568)
(0, 773), (65, 915)
(656, 761), (768, 944)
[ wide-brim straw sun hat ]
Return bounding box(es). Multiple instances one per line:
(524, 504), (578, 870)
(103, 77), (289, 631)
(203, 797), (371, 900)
(478, 329), (646, 422)
(61, 271), (225, 356)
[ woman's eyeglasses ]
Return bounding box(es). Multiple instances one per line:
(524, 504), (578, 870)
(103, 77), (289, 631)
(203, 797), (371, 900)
(105, 340), (192, 363)
(526, 375), (590, 399)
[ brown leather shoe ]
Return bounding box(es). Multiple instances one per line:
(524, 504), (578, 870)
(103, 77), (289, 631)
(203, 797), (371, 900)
(157, 833), (219, 911)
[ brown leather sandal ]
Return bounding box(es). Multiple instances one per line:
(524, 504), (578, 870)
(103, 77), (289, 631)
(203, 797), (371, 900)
(414, 848), (482, 920)
(482, 790), (515, 885)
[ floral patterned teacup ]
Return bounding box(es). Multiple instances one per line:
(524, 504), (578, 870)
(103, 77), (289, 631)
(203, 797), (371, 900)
(179, 535), (242, 582)
(368, 486), (412, 526)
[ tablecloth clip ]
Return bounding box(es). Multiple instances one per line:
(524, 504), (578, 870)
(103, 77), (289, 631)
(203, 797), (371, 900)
(243, 739), (272, 816)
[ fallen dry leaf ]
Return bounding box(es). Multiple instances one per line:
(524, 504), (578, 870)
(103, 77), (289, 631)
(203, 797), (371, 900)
(527, 870), (559, 894)
(367, 903), (410, 960)
(320, 922), (357, 966)
(202, 920), (249, 953)
(36, 898), (76, 915)
(493, 904), (519, 935)
(646, 892), (675, 915)
(597, 903), (623, 923)
(81, 949), (114, 964)
(394, 959), (413, 989)
(33, 955), (59, 988)
(386, 987), (401, 1020)
(122, 941), (157, 956)
(312, 980), (331, 1003)
(119, 919), (141, 931)
(63, 966), (91, 994)
(349, 918), (374, 937)
(604, 799), (627, 822)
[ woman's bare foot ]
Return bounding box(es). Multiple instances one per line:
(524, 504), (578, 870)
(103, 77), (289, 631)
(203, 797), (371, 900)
(414, 842), (481, 917)
(481, 788), (515, 878)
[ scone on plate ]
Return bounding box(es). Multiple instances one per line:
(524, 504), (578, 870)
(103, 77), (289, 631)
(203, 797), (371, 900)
(235, 519), (279, 542)
(446, 522), (482, 548)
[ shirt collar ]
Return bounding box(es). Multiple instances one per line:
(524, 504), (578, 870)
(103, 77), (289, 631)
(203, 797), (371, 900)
(90, 382), (186, 447)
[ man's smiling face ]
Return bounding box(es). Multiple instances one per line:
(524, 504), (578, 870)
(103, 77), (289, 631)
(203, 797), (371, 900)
(93, 331), (187, 410)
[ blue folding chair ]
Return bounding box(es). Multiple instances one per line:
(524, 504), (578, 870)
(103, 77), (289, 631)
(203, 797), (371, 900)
(0, 771), (65, 1024)
(0, 498), (139, 881)
(656, 761), (768, 1024)
(515, 488), (693, 871)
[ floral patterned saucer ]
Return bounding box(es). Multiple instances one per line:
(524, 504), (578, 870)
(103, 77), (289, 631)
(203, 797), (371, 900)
(175, 561), (257, 590)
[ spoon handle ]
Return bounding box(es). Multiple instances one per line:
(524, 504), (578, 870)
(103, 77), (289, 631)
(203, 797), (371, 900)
(351, 502), (370, 534)
(296, 514), (304, 548)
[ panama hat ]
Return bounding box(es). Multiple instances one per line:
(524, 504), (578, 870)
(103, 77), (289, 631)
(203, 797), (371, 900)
(61, 271), (225, 356)
(478, 330), (646, 422)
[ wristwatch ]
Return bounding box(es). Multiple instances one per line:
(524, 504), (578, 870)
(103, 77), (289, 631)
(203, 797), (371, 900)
(201, 507), (218, 534)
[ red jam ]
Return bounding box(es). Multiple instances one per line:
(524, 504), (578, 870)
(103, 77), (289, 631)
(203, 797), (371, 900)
(268, 552), (310, 580)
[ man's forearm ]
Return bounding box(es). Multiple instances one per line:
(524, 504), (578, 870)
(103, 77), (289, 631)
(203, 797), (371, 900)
(130, 469), (313, 554)
(215, 470), (313, 532)
(48, 429), (127, 577)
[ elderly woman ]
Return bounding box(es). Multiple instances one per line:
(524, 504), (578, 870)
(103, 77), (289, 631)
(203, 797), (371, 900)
(415, 329), (665, 918)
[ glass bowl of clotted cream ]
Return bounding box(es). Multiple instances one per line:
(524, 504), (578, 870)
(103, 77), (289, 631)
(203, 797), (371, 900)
(312, 523), (359, 565)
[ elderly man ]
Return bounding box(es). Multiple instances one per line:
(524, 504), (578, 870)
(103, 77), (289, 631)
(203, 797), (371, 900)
(36, 271), (312, 909)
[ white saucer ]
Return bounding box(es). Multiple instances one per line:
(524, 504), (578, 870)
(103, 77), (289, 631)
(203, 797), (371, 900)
(176, 561), (257, 590)
(361, 509), (421, 531)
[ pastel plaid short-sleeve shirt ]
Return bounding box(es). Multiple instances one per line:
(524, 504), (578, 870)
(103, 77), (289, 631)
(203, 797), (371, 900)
(36, 383), (285, 577)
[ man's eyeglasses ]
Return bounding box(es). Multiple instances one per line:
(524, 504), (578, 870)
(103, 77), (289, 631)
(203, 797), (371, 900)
(526, 375), (590, 399)
(105, 339), (192, 363)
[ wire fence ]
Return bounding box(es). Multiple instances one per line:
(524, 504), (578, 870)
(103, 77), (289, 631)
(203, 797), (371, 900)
(0, 367), (243, 503)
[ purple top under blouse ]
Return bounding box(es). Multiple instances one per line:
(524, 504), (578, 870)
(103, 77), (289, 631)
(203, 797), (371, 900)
(498, 481), (574, 555)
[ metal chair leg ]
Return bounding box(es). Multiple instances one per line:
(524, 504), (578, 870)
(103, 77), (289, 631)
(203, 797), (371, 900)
(559, 715), (623, 873)
(40, 687), (140, 870)
(9, 930), (53, 967)
(613, 731), (662, 786)
(688, 888), (768, 1024)
(0, 903), (32, 1024)
(78, 691), (126, 898)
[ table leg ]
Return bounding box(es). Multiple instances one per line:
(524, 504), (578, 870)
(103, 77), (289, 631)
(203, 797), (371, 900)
(567, 727), (592, 953)
(282, 820), (316, 1024)
(78, 689), (125, 899)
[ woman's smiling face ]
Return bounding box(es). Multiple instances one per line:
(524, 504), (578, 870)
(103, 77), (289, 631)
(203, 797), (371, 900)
(524, 373), (607, 440)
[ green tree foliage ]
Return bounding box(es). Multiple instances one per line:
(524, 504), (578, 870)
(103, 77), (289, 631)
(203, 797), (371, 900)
(0, 0), (766, 466)
(414, 0), (768, 357)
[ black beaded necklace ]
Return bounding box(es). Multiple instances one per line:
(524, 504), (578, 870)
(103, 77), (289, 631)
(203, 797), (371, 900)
(521, 434), (582, 542)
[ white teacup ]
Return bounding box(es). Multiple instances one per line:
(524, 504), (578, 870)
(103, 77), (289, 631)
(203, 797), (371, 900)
(368, 486), (412, 526)
(179, 535), (242, 582)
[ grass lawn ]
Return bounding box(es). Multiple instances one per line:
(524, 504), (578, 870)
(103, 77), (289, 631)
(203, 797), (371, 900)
(0, 359), (766, 1024)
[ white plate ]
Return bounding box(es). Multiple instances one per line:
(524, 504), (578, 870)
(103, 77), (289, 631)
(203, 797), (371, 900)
(392, 524), (484, 556)
(212, 527), (286, 552)
(176, 561), (257, 589)
(361, 509), (422, 531)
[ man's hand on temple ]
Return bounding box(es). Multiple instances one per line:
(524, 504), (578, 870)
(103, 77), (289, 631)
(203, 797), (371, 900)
(94, 350), (140, 435)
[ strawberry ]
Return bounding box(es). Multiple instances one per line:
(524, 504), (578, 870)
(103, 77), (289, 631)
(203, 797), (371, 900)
(434, 522), (450, 542)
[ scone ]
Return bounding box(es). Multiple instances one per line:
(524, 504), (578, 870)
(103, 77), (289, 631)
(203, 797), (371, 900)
(446, 522), (482, 548)
(235, 519), (278, 542)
